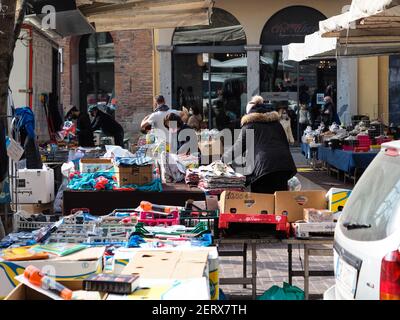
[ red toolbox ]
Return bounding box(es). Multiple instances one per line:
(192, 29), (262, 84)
(218, 213), (290, 237)
(138, 211), (180, 226)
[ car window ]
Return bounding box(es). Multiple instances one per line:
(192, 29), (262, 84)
(340, 151), (400, 241)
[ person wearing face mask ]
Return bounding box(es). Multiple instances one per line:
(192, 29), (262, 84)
(65, 105), (94, 147)
(186, 105), (202, 131)
(278, 107), (295, 144)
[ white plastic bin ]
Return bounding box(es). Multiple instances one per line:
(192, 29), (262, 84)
(16, 166), (55, 204)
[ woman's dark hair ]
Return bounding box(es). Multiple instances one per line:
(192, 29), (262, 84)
(164, 112), (183, 129)
(190, 105), (200, 116)
(155, 95), (166, 105)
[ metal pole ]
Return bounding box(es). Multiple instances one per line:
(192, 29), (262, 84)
(297, 62), (300, 143)
(208, 57), (212, 129)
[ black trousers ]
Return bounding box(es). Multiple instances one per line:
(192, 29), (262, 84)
(113, 130), (125, 148)
(250, 171), (292, 194)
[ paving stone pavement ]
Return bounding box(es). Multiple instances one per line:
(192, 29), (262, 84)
(218, 243), (335, 299)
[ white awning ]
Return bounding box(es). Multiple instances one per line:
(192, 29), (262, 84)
(320, 0), (400, 34)
(282, 31), (337, 62)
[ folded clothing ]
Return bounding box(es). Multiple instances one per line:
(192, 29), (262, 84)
(114, 156), (153, 167)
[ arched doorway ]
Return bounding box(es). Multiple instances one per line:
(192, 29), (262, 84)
(260, 6), (335, 139)
(79, 32), (115, 111)
(172, 8), (247, 130)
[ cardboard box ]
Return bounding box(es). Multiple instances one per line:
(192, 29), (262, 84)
(5, 279), (108, 300)
(121, 250), (209, 280)
(107, 278), (210, 300)
(219, 191), (275, 215)
(114, 164), (153, 186)
(79, 158), (113, 174)
(327, 188), (352, 213)
(275, 191), (328, 222)
(0, 247), (105, 299)
(303, 208), (334, 223)
(112, 247), (218, 300)
(12, 203), (53, 214)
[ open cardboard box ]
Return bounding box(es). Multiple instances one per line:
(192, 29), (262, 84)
(121, 250), (209, 280)
(0, 247), (105, 299)
(5, 279), (108, 300)
(275, 190), (328, 222)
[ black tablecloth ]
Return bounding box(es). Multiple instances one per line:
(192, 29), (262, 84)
(63, 184), (205, 216)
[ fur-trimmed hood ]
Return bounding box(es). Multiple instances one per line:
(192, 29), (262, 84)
(241, 111), (280, 126)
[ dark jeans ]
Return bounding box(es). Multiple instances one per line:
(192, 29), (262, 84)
(250, 171), (292, 194)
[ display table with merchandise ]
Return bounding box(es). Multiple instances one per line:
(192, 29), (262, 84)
(318, 146), (378, 174)
(63, 183), (205, 216)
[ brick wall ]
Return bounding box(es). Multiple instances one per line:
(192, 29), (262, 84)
(59, 30), (155, 144)
(112, 30), (154, 142)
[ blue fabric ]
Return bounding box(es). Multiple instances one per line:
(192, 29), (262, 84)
(121, 178), (163, 192)
(68, 172), (117, 190)
(318, 146), (378, 173)
(301, 143), (310, 159)
(115, 156), (153, 167)
(15, 107), (36, 139)
(0, 177), (11, 204)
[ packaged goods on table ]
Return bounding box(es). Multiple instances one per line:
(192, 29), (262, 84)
(186, 161), (246, 193)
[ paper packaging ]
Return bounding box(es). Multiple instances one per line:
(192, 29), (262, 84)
(303, 208), (334, 223)
(5, 278), (108, 300)
(79, 158), (113, 174)
(0, 247), (105, 299)
(326, 188), (352, 213)
(112, 247), (219, 300)
(275, 191), (328, 222)
(219, 191), (275, 215)
(16, 166), (54, 204)
(113, 164), (153, 186)
(198, 140), (223, 157)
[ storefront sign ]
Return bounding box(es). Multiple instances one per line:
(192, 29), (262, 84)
(261, 6), (326, 46)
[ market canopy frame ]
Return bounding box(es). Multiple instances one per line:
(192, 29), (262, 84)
(24, 0), (214, 37)
(77, 0), (214, 32)
(283, 0), (400, 62)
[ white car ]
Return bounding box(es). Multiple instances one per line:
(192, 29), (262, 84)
(324, 140), (400, 300)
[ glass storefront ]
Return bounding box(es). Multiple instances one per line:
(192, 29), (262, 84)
(259, 6), (336, 139)
(79, 32), (115, 110)
(172, 8), (247, 130)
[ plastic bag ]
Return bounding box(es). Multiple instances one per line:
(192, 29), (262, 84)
(257, 282), (304, 300)
(288, 176), (302, 191)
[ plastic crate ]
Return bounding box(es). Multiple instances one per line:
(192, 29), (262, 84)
(15, 213), (60, 232)
(138, 211), (179, 226)
(179, 209), (219, 238)
(218, 213), (290, 238)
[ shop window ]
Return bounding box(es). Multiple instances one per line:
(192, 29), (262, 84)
(259, 6), (335, 140)
(172, 8), (247, 130)
(79, 32), (115, 110)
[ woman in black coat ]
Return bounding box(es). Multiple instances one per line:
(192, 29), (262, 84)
(223, 101), (297, 194)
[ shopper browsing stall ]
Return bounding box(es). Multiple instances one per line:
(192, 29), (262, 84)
(140, 95), (180, 142)
(223, 96), (297, 194)
(277, 106), (295, 145)
(89, 105), (125, 148)
(65, 105), (94, 148)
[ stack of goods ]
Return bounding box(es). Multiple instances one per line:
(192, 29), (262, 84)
(185, 169), (200, 186)
(192, 161), (246, 193)
(356, 134), (371, 152)
(343, 136), (359, 151)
